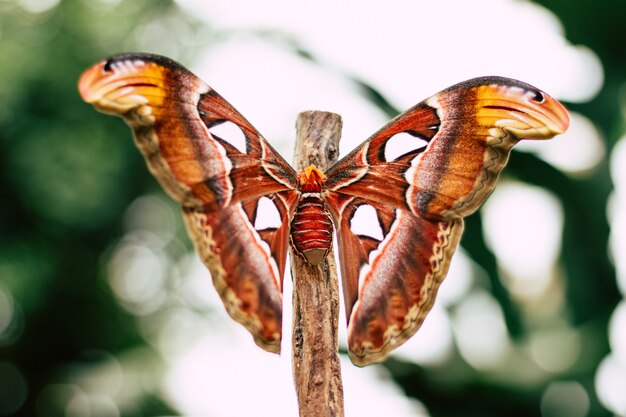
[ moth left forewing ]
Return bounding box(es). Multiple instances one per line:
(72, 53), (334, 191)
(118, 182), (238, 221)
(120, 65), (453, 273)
(326, 77), (569, 221)
(326, 193), (463, 366)
(79, 53), (298, 209)
(198, 90), (300, 197)
(405, 77), (569, 220)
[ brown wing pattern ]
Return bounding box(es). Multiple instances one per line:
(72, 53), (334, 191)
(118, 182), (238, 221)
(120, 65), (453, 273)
(325, 77), (569, 220)
(79, 53), (298, 353)
(183, 193), (295, 352)
(325, 191), (464, 366)
(325, 77), (569, 365)
(80, 54), (570, 366)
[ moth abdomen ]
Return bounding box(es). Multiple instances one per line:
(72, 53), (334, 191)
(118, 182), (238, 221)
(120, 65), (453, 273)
(289, 194), (334, 265)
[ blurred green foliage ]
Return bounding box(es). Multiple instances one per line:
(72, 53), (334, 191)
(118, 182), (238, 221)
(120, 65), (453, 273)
(0, 0), (624, 416)
(0, 1), (193, 415)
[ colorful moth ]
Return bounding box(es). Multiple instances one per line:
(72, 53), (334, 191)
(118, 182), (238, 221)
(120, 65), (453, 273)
(79, 53), (569, 366)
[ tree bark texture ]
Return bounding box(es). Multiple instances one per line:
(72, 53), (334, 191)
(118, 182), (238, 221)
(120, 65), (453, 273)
(291, 111), (344, 417)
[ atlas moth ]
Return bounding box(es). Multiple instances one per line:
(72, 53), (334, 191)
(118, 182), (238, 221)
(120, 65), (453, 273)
(79, 53), (569, 366)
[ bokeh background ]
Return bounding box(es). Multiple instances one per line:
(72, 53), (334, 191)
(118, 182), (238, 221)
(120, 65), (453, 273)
(1, 0), (625, 416)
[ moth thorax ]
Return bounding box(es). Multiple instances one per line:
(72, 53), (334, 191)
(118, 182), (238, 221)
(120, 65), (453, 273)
(290, 194), (333, 265)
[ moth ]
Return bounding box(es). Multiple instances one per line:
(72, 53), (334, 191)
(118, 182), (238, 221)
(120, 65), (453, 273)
(79, 53), (569, 366)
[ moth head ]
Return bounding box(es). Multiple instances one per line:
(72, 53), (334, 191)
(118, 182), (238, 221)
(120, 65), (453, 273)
(298, 165), (327, 192)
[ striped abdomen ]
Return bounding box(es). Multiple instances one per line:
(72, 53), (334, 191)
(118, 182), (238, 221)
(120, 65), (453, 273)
(290, 193), (334, 265)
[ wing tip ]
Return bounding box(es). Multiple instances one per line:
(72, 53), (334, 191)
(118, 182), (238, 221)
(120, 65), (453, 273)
(219, 286), (284, 356)
(253, 334), (282, 355)
(348, 346), (391, 367)
(78, 52), (195, 110)
(441, 76), (570, 140)
(347, 318), (422, 367)
(223, 299), (283, 355)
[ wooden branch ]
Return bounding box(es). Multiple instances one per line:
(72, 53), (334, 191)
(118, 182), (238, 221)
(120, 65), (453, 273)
(291, 111), (344, 417)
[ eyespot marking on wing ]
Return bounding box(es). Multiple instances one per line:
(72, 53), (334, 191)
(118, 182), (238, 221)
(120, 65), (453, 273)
(526, 89), (545, 103)
(384, 132), (429, 162)
(350, 204), (384, 241)
(254, 196), (282, 231)
(208, 120), (248, 154)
